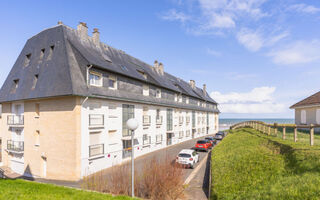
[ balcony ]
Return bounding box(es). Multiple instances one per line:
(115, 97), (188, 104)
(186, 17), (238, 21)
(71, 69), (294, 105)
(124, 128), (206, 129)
(143, 115), (151, 126)
(156, 116), (163, 125)
(7, 115), (24, 126)
(7, 140), (24, 153)
(89, 114), (104, 128)
(89, 144), (104, 158)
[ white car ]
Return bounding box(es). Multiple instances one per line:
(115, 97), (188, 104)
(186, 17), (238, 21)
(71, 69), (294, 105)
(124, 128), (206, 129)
(176, 149), (199, 169)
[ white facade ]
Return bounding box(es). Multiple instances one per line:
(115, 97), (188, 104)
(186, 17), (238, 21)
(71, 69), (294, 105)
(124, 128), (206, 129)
(80, 98), (218, 176)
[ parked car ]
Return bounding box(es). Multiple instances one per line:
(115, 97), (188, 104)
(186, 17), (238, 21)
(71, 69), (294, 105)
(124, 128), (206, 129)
(176, 149), (199, 169)
(218, 131), (226, 137)
(194, 140), (211, 152)
(214, 133), (224, 140)
(205, 137), (217, 145)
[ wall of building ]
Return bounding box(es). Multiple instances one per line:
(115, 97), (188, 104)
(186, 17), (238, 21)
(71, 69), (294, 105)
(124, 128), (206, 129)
(295, 107), (320, 125)
(1, 96), (81, 181)
(80, 97), (218, 177)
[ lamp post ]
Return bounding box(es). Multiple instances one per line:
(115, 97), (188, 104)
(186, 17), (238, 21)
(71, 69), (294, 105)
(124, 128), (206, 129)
(126, 118), (139, 197)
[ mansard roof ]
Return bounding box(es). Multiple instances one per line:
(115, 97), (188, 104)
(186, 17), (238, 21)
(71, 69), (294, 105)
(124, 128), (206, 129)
(0, 23), (217, 107)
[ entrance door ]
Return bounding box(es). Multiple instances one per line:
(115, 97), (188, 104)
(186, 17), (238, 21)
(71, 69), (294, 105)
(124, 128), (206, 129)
(192, 130), (195, 138)
(166, 133), (173, 145)
(10, 160), (24, 174)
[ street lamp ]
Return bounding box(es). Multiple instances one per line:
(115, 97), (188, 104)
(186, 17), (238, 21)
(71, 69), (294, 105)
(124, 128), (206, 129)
(126, 118), (139, 197)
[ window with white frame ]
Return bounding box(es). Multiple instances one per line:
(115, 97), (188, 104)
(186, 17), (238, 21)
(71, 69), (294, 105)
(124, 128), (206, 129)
(174, 94), (178, 102)
(89, 71), (102, 87)
(301, 110), (306, 124)
(178, 94), (182, 102)
(186, 97), (189, 104)
(186, 130), (190, 137)
(143, 84), (149, 96)
(156, 89), (161, 98)
(179, 131), (184, 138)
(143, 134), (151, 145)
(156, 134), (163, 143)
(108, 75), (117, 89)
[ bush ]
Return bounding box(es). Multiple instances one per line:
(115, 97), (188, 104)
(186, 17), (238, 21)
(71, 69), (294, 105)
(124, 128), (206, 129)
(83, 157), (185, 200)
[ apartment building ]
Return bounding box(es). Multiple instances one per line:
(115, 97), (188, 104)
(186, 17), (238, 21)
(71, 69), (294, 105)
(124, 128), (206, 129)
(0, 22), (219, 181)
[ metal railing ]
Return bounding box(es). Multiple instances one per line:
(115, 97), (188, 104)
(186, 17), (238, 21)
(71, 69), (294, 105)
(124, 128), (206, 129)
(89, 144), (104, 157)
(7, 115), (24, 126)
(89, 114), (104, 127)
(7, 140), (24, 152)
(143, 115), (151, 125)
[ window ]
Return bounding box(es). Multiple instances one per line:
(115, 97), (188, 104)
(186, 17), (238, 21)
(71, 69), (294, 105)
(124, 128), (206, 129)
(89, 71), (102, 87)
(186, 130), (190, 137)
(156, 89), (161, 98)
(89, 114), (104, 126)
(192, 111), (196, 128)
(11, 79), (19, 93)
(120, 65), (128, 71)
(122, 140), (132, 158)
(108, 75), (117, 89)
(35, 130), (40, 146)
(186, 97), (189, 104)
(301, 110), (306, 124)
(137, 70), (147, 79)
(317, 109), (320, 124)
(40, 49), (45, 60)
(90, 131), (101, 146)
(32, 74), (39, 90)
(167, 109), (173, 131)
(143, 85), (149, 96)
(143, 134), (151, 145)
(174, 94), (178, 102)
(198, 101), (200, 106)
(122, 104), (135, 136)
(156, 134), (163, 143)
(35, 103), (40, 117)
(178, 94), (182, 102)
(47, 45), (54, 60)
(24, 54), (31, 67)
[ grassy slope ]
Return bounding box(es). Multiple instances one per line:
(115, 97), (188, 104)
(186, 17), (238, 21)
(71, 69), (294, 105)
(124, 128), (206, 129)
(0, 179), (134, 200)
(211, 128), (320, 200)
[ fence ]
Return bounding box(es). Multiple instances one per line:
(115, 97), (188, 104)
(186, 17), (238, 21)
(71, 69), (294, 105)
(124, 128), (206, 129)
(230, 120), (320, 146)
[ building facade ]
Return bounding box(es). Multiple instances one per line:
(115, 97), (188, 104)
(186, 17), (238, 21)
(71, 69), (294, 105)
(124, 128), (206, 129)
(291, 91), (320, 125)
(0, 22), (219, 181)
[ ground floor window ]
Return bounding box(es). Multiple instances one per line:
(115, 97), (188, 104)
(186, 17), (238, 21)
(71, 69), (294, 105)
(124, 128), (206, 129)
(122, 140), (132, 159)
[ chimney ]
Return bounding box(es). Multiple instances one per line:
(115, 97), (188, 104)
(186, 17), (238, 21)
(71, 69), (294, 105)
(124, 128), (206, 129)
(189, 80), (195, 89)
(77, 22), (88, 39)
(203, 84), (207, 96)
(158, 62), (164, 75)
(57, 21), (63, 25)
(154, 60), (159, 68)
(92, 28), (100, 46)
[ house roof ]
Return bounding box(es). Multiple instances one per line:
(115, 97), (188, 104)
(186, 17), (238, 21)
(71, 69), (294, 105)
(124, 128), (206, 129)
(0, 24), (218, 110)
(290, 91), (320, 109)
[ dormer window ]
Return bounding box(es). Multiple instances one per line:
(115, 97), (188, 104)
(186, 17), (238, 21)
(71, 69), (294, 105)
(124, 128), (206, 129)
(32, 74), (39, 89)
(11, 79), (19, 93)
(108, 75), (117, 89)
(89, 71), (102, 87)
(24, 54), (31, 67)
(143, 84), (149, 96)
(156, 89), (161, 98)
(137, 70), (147, 79)
(47, 45), (55, 60)
(40, 49), (45, 60)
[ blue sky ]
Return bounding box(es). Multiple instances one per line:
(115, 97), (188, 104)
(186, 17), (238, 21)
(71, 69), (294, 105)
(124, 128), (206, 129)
(1, 0), (320, 118)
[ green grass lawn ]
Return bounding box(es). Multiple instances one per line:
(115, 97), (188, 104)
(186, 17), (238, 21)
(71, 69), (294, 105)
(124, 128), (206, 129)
(273, 127), (320, 145)
(0, 179), (135, 200)
(211, 128), (320, 200)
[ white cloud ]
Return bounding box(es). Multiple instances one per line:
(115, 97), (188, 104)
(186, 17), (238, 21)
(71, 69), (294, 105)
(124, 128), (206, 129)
(288, 4), (320, 14)
(206, 48), (222, 57)
(268, 40), (320, 65)
(210, 86), (285, 113)
(161, 9), (190, 23)
(237, 28), (289, 51)
(227, 72), (257, 80)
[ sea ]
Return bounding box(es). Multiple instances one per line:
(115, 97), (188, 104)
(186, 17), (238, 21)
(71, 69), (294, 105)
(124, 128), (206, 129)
(219, 118), (295, 130)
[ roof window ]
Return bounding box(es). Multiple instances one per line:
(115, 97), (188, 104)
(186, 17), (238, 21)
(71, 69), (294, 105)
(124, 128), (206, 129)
(32, 74), (39, 89)
(24, 54), (32, 67)
(11, 79), (19, 93)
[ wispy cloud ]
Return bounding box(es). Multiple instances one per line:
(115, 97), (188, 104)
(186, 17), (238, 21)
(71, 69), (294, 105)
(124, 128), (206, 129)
(206, 48), (222, 57)
(227, 72), (257, 80)
(211, 86), (286, 113)
(288, 3), (320, 14)
(236, 28), (288, 52)
(268, 40), (320, 65)
(160, 9), (190, 23)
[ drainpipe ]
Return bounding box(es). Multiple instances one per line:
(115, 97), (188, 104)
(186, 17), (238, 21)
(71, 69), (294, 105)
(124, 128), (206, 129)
(86, 65), (93, 86)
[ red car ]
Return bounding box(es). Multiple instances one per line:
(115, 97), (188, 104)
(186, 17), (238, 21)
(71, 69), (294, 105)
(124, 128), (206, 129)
(194, 140), (211, 152)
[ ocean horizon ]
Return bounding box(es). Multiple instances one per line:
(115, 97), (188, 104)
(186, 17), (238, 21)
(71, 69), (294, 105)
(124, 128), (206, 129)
(219, 118), (294, 130)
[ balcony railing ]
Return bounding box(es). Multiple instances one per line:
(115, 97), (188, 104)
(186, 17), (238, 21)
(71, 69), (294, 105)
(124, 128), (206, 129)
(7, 140), (24, 152)
(143, 115), (151, 125)
(89, 144), (104, 158)
(156, 116), (163, 125)
(7, 115), (24, 126)
(89, 114), (104, 127)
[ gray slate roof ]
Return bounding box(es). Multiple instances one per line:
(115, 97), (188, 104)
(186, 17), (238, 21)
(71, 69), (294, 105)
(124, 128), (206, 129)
(0, 24), (218, 110)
